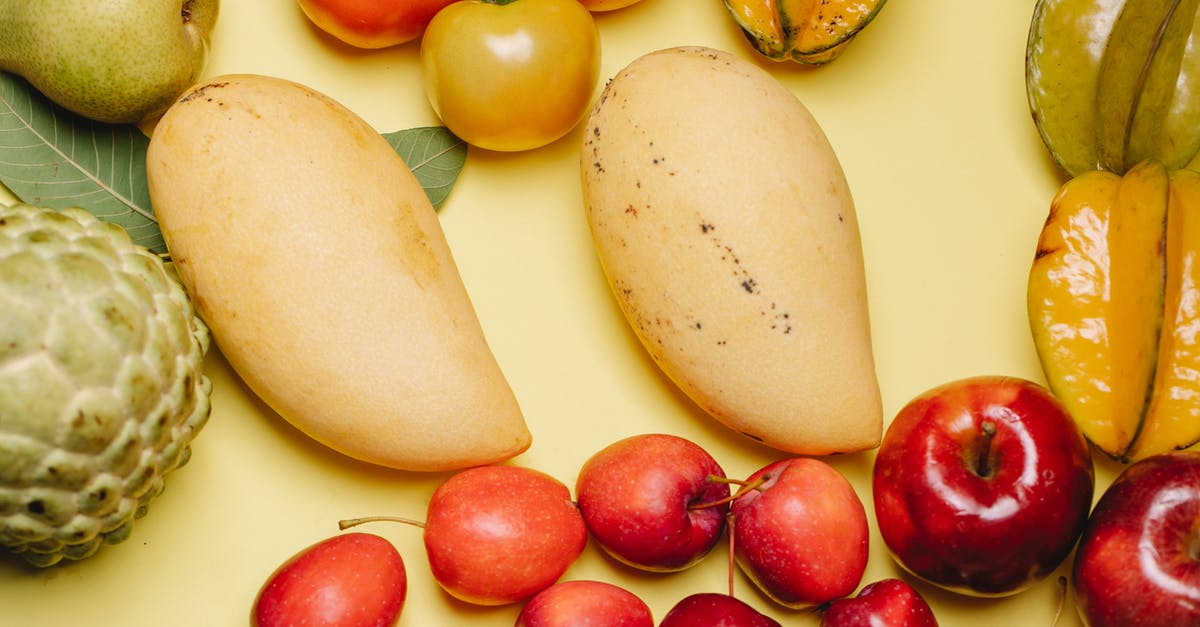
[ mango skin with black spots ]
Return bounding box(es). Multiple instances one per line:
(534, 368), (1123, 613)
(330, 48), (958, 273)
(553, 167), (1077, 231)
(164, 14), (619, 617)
(580, 46), (882, 455)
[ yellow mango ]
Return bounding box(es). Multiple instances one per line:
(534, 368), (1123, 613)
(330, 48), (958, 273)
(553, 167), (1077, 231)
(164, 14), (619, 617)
(580, 46), (881, 455)
(146, 74), (530, 471)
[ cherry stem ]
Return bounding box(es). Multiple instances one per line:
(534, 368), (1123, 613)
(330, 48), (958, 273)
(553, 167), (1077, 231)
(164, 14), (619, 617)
(976, 421), (997, 478)
(688, 474), (769, 511)
(337, 515), (426, 530)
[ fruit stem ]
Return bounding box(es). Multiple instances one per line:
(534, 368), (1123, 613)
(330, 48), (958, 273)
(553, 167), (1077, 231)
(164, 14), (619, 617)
(976, 421), (997, 478)
(726, 512), (737, 598)
(337, 515), (426, 530)
(688, 474), (769, 511)
(1051, 575), (1066, 627)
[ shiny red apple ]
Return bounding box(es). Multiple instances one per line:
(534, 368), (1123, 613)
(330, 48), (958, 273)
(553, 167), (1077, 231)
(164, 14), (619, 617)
(251, 532), (406, 627)
(423, 464), (588, 605)
(873, 375), (1094, 596)
(1073, 451), (1200, 627)
(730, 457), (869, 608)
(515, 579), (654, 627)
(658, 593), (781, 627)
(575, 433), (731, 572)
(820, 578), (939, 626)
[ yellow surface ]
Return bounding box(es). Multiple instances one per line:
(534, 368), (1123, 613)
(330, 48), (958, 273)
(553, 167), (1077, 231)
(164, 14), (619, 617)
(0, 1), (1131, 625)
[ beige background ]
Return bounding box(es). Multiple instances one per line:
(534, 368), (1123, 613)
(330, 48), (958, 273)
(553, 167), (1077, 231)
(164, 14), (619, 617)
(0, 0), (1128, 624)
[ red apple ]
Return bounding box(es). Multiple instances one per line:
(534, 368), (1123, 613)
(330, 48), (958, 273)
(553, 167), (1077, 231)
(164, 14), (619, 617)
(1073, 451), (1200, 627)
(251, 532), (406, 627)
(729, 457), (869, 608)
(515, 580), (654, 627)
(295, 0), (456, 49)
(423, 464), (588, 605)
(575, 433), (731, 571)
(821, 578), (939, 626)
(658, 593), (782, 627)
(873, 375), (1094, 597)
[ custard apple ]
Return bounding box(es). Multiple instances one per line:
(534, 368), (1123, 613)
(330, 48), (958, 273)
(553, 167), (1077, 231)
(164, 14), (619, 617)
(0, 203), (211, 566)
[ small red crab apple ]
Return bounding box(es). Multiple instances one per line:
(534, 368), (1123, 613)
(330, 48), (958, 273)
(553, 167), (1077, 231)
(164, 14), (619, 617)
(251, 532), (407, 627)
(574, 433), (731, 572)
(342, 464), (587, 606)
(515, 580), (653, 627)
(729, 457), (870, 608)
(821, 578), (939, 626)
(658, 592), (782, 627)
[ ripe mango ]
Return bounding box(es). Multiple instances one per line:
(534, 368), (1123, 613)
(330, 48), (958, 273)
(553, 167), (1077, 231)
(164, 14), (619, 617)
(146, 74), (530, 471)
(580, 46), (882, 455)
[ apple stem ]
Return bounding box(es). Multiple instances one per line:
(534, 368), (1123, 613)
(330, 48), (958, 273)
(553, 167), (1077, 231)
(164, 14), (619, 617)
(726, 512), (737, 598)
(337, 515), (426, 530)
(976, 421), (997, 478)
(1051, 575), (1066, 627)
(688, 474), (769, 511)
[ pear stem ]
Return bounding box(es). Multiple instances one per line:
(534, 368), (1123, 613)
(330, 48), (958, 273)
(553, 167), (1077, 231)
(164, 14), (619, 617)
(688, 474), (769, 511)
(976, 421), (997, 478)
(337, 515), (426, 530)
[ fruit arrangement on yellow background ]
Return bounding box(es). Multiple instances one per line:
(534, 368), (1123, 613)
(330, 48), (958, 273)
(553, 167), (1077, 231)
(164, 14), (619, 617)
(3, 1), (1200, 626)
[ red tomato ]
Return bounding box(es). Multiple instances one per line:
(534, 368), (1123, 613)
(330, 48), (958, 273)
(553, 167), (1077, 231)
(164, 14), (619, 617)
(296, 0), (457, 49)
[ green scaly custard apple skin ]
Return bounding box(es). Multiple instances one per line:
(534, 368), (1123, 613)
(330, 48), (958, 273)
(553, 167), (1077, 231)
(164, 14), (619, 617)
(0, 204), (212, 567)
(0, 0), (218, 124)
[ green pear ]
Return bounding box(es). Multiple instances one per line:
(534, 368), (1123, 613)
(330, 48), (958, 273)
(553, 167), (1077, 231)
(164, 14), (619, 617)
(0, 0), (218, 124)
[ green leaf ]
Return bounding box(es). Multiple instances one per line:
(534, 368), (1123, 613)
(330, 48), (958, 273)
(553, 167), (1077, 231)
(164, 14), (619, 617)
(0, 71), (467, 256)
(0, 71), (164, 253)
(384, 126), (467, 211)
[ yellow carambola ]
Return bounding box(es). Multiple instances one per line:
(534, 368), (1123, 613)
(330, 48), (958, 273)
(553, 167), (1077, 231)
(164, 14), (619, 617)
(720, 0), (888, 64)
(1127, 169), (1200, 459)
(1026, 0), (1200, 177)
(1029, 160), (1200, 461)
